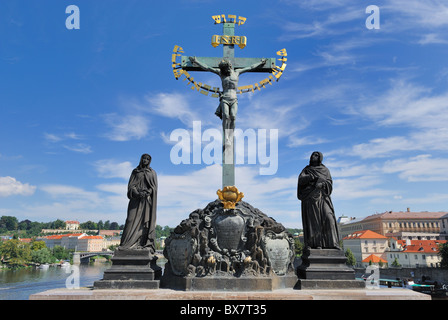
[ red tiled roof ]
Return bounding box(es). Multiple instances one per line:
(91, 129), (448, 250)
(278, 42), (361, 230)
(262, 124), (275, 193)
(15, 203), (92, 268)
(362, 254), (387, 263)
(80, 235), (103, 240)
(343, 230), (388, 240)
(400, 240), (447, 253)
(43, 233), (84, 240)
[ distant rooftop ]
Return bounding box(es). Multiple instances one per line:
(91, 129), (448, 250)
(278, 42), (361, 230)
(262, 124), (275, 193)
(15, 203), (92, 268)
(343, 229), (387, 240)
(340, 209), (448, 225)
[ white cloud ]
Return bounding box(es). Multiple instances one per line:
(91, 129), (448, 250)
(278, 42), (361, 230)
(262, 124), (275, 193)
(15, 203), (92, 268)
(145, 92), (204, 127)
(328, 79), (448, 159)
(288, 135), (329, 147)
(332, 176), (394, 201)
(383, 0), (448, 29)
(359, 80), (448, 130)
(94, 160), (133, 180)
(40, 184), (100, 202)
(418, 33), (448, 45)
(0, 176), (36, 197)
(35, 184), (126, 223)
(382, 154), (448, 182)
(44, 132), (92, 153)
(44, 133), (63, 143)
(278, 4), (361, 40)
(63, 143), (93, 154)
(103, 113), (150, 141)
(238, 89), (310, 138)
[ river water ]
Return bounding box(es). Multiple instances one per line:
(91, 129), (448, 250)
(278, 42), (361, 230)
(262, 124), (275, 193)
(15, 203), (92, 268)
(0, 262), (110, 300)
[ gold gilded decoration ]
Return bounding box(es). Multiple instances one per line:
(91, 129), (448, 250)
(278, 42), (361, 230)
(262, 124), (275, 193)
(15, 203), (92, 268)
(236, 48), (287, 94)
(217, 186), (244, 209)
(212, 14), (246, 25)
(171, 14), (287, 98)
(211, 35), (247, 49)
(172, 45), (287, 98)
(172, 45), (221, 97)
(207, 256), (216, 265)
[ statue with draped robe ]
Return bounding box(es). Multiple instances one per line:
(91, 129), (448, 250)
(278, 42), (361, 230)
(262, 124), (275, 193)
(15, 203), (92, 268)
(297, 151), (340, 250)
(119, 154), (158, 253)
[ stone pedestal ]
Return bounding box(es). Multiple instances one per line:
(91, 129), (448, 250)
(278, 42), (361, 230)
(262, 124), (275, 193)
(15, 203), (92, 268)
(94, 248), (161, 290)
(296, 248), (365, 290)
(161, 260), (298, 291)
(161, 200), (298, 291)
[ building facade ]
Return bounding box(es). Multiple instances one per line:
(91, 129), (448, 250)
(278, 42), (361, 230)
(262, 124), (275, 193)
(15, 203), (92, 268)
(339, 209), (447, 240)
(40, 233), (107, 252)
(65, 220), (80, 230)
(41, 233), (85, 250)
(388, 238), (447, 268)
(76, 235), (104, 252)
(342, 230), (389, 267)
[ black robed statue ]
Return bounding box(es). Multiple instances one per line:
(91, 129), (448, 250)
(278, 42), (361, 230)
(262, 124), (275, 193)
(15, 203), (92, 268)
(119, 154), (158, 253)
(297, 151), (340, 250)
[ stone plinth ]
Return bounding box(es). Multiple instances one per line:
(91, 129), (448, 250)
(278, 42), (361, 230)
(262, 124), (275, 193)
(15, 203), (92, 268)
(94, 248), (161, 290)
(161, 263), (298, 291)
(296, 248), (365, 290)
(161, 200), (297, 291)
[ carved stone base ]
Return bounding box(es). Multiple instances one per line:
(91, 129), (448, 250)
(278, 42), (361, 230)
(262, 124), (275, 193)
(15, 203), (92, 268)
(94, 248), (161, 290)
(296, 248), (365, 289)
(161, 199), (297, 291)
(161, 264), (298, 291)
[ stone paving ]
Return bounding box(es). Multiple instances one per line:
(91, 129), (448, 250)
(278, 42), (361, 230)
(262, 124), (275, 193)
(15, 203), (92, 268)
(29, 287), (431, 300)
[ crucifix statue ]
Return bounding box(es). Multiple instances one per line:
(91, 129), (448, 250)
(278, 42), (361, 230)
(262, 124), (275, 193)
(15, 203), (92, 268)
(188, 56), (267, 146)
(172, 14), (287, 188)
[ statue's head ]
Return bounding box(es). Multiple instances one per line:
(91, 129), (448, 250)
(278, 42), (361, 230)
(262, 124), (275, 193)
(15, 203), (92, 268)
(139, 153), (152, 168)
(219, 59), (232, 73)
(309, 151), (323, 166)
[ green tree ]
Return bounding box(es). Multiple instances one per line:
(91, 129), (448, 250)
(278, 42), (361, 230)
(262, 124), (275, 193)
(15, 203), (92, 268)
(80, 221), (97, 230)
(155, 225), (162, 237)
(109, 222), (119, 230)
(294, 238), (304, 256)
(438, 242), (448, 268)
(18, 219), (32, 231)
(345, 248), (356, 267)
(31, 240), (47, 251)
(31, 248), (56, 264)
(0, 216), (19, 231)
(51, 219), (66, 230)
(0, 239), (31, 267)
(391, 257), (401, 267)
(52, 246), (71, 260)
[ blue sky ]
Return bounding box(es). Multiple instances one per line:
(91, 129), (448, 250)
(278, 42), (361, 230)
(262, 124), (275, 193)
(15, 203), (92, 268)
(1, 0), (448, 229)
